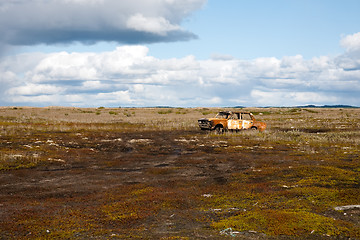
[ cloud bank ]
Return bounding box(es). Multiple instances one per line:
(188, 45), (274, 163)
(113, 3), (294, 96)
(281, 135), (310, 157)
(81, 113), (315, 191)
(1, 33), (360, 107)
(0, 0), (205, 47)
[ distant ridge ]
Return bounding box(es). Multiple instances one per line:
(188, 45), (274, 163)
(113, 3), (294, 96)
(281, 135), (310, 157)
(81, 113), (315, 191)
(294, 105), (359, 108)
(232, 105), (359, 109)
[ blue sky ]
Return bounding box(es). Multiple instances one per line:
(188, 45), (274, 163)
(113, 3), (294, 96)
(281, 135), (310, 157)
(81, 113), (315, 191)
(149, 0), (360, 60)
(1, 0), (360, 107)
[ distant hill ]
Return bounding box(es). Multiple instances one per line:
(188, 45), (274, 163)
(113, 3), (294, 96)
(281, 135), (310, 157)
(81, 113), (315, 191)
(295, 105), (359, 108)
(233, 105), (358, 109)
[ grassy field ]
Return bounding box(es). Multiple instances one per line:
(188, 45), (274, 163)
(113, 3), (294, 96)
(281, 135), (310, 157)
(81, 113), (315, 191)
(0, 107), (359, 239)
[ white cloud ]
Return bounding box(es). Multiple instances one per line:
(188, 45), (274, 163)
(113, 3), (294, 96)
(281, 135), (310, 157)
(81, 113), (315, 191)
(95, 91), (132, 104)
(126, 14), (181, 36)
(7, 84), (64, 96)
(1, 32), (360, 107)
(9, 95), (61, 104)
(30, 46), (154, 83)
(251, 90), (338, 106)
(341, 32), (360, 52)
(82, 81), (103, 89)
(31, 52), (98, 82)
(62, 0), (105, 4)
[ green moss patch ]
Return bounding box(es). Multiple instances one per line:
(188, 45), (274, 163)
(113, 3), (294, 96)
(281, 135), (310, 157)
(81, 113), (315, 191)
(212, 209), (358, 237)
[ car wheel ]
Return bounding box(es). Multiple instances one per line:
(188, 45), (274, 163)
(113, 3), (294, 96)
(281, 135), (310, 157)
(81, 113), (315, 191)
(215, 125), (224, 134)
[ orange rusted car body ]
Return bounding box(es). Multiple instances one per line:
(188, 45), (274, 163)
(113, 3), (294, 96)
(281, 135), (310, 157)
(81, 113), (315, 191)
(198, 111), (266, 133)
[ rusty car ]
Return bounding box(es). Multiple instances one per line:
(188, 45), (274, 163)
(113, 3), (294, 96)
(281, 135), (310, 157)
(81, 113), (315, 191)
(198, 111), (266, 133)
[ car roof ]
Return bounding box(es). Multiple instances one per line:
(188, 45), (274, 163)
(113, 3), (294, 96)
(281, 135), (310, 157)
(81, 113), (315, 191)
(218, 111), (251, 114)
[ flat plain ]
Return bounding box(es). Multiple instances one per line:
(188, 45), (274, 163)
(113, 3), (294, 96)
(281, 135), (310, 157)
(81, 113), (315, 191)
(0, 107), (359, 239)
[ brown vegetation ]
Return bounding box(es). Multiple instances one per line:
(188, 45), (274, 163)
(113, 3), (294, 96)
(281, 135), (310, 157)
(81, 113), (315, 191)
(0, 107), (359, 239)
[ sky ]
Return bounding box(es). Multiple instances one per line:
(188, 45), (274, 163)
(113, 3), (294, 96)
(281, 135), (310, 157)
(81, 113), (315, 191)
(1, 0), (360, 107)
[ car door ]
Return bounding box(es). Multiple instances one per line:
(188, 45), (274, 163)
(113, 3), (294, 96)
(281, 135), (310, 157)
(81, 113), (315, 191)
(241, 113), (253, 129)
(227, 113), (241, 130)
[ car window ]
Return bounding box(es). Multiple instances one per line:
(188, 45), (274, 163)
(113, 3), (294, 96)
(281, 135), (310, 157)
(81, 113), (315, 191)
(215, 112), (229, 119)
(229, 113), (239, 119)
(241, 113), (252, 120)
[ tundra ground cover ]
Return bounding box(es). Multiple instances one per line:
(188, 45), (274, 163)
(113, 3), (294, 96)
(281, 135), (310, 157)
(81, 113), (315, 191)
(0, 107), (359, 239)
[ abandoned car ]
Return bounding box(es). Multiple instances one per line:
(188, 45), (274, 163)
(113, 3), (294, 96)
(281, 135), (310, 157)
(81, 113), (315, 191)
(198, 111), (266, 133)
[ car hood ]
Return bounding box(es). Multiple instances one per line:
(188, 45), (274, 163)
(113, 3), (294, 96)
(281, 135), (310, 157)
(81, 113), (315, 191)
(198, 118), (224, 121)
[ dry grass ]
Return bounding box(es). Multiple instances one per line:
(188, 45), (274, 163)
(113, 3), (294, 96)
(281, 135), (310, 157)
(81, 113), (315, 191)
(0, 107), (359, 239)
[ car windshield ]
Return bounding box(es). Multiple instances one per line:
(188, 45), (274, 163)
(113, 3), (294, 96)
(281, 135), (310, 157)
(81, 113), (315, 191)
(215, 112), (229, 119)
